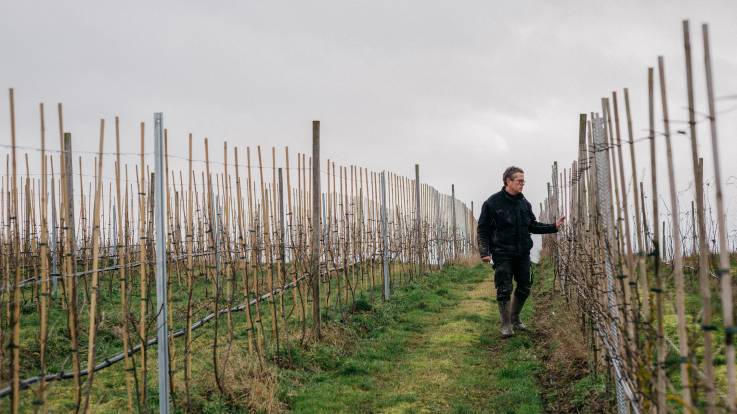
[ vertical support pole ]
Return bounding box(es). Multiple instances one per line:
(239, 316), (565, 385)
(63, 133), (76, 255)
(436, 189), (442, 266)
(451, 184), (457, 261)
(552, 162), (559, 263)
(546, 182), (552, 256)
(8, 87), (21, 414)
(691, 201), (696, 256)
(470, 201), (475, 253)
(552, 162), (559, 221)
(381, 171), (390, 300)
(50, 176), (59, 294)
(278, 168), (286, 278)
(659, 57), (694, 409)
(311, 120), (321, 337)
(322, 193), (328, 244)
(683, 21), (717, 412)
(153, 112), (171, 414)
(61, 131), (81, 405)
(213, 195), (221, 283)
(703, 23), (737, 411)
(414, 164), (421, 274)
(112, 208), (117, 265)
(593, 116), (628, 414)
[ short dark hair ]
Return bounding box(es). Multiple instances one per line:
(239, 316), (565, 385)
(503, 166), (524, 185)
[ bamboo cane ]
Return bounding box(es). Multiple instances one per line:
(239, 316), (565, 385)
(657, 57), (694, 412)
(184, 133), (194, 412)
(9, 88), (22, 414)
(81, 119), (105, 413)
(703, 22), (737, 412)
(36, 103), (50, 414)
(137, 122), (148, 410)
(683, 21), (717, 412)
(113, 117), (136, 412)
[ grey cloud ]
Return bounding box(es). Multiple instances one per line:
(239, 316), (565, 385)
(2, 0), (737, 258)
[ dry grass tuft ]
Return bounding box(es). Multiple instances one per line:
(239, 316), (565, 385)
(533, 275), (610, 413)
(304, 322), (357, 352)
(177, 350), (284, 413)
(454, 255), (482, 267)
(221, 353), (284, 414)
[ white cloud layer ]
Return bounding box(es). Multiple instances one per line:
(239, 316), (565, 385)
(1, 0), (736, 257)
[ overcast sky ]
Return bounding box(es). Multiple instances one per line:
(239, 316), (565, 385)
(2, 0), (737, 255)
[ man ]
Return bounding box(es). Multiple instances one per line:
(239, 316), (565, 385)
(477, 166), (564, 338)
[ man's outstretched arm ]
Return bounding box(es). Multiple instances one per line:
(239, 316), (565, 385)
(527, 204), (565, 234)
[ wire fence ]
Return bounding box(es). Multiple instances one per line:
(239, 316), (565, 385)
(539, 21), (736, 414)
(0, 94), (478, 413)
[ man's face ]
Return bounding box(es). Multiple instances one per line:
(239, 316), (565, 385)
(506, 173), (525, 195)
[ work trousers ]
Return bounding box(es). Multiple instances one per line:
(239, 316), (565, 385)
(492, 255), (532, 303)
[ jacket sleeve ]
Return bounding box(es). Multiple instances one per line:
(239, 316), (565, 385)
(477, 201), (494, 257)
(527, 203), (558, 235)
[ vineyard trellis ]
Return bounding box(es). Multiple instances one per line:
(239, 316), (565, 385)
(540, 21), (737, 414)
(0, 90), (477, 411)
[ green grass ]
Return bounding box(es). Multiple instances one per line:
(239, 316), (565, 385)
(282, 263), (545, 413)
(13, 260), (562, 412)
(486, 272), (544, 414)
(647, 254), (737, 410)
(570, 374), (606, 408)
(12, 260), (400, 412)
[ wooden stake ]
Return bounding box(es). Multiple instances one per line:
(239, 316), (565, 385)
(82, 119), (105, 413)
(311, 121), (321, 338)
(703, 22), (737, 412)
(683, 21), (717, 412)
(114, 116), (135, 412)
(657, 57), (693, 411)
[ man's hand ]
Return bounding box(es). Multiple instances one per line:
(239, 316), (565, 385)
(481, 256), (492, 263)
(555, 216), (566, 229)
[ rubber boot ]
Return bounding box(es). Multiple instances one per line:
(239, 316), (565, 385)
(498, 300), (514, 338)
(511, 295), (528, 331)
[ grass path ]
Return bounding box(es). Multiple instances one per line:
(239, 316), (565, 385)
(283, 264), (544, 413)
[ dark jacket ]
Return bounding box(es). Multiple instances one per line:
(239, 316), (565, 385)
(477, 187), (558, 259)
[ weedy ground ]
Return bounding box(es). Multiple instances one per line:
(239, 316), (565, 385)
(20, 261), (609, 413)
(280, 260), (607, 413)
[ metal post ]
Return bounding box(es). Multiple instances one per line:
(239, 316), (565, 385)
(470, 201), (474, 254)
(153, 112), (170, 414)
(435, 189), (441, 267)
(380, 171), (390, 300)
(451, 184), (457, 261)
(553, 162), (559, 220)
(546, 183), (552, 255)
(552, 161), (560, 268)
(592, 115), (629, 414)
(311, 121), (321, 336)
(414, 164), (421, 274)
